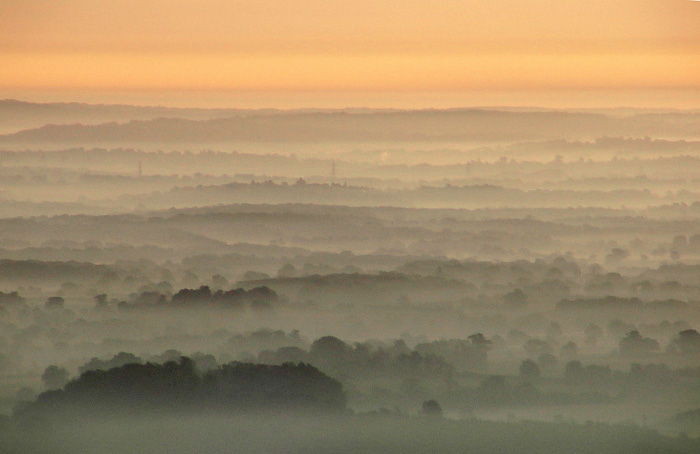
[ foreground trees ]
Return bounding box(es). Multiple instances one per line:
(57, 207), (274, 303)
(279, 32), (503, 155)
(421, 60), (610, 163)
(17, 358), (346, 422)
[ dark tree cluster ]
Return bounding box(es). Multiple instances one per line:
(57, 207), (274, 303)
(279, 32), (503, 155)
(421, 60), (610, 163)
(78, 352), (143, 374)
(564, 361), (614, 387)
(122, 285), (278, 310)
(669, 329), (700, 355)
(258, 336), (459, 380)
(0, 291), (25, 308)
(557, 296), (644, 312)
(413, 335), (490, 372)
(619, 330), (660, 357)
(16, 358), (346, 422)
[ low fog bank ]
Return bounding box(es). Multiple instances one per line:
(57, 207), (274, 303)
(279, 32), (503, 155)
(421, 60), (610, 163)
(4, 148), (700, 215)
(2, 413), (698, 454)
(3, 202), (700, 265)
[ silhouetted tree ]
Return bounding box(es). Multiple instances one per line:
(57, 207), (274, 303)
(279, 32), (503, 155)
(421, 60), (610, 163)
(93, 293), (108, 307)
(670, 329), (700, 355)
(0, 291), (25, 307)
(503, 289), (527, 308)
(560, 341), (578, 359)
(523, 339), (552, 357)
(277, 263), (298, 278)
(619, 330), (659, 356)
(41, 365), (69, 390)
(79, 352), (143, 374)
(519, 359), (541, 381)
(421, 399), (442, 416)
(564, 361), (584, 385)
(44, 296), (64, 309)
(211, 274), (229, 290)
(537, 353), (557, 375)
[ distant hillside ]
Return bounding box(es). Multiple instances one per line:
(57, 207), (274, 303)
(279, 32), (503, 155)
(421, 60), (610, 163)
(0, 99), (250, 135)
(122, 179), (695, 210)
(0, 99), (389, 135)
(4, 109), (700, 146)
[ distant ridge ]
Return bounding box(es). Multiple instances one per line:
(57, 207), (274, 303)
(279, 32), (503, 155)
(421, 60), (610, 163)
(3, 109), (700, 145)
(2, 100), (699, 144)
(0, 99), (399, 135)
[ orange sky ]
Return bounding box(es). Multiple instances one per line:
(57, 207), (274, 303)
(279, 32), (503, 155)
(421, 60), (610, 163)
(1, 0), (699, 107)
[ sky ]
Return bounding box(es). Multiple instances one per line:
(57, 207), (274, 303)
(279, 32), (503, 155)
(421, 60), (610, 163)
(1, 0), (699, 108)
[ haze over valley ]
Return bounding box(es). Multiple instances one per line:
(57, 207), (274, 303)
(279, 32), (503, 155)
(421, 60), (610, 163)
(0, 99), (699, 452)
(3, 0), (700, 451)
